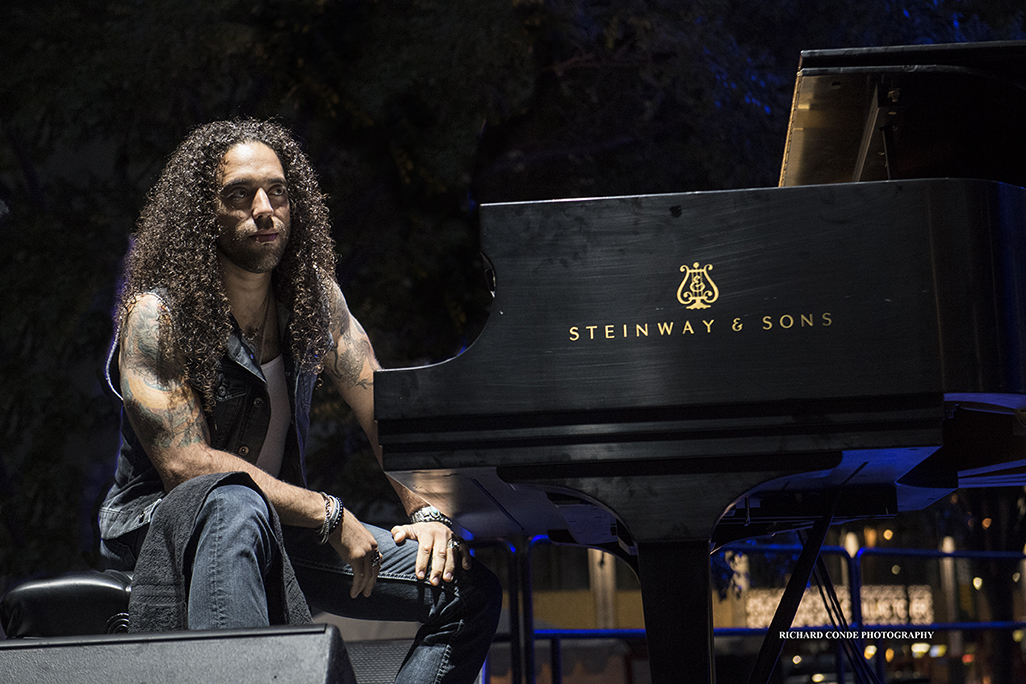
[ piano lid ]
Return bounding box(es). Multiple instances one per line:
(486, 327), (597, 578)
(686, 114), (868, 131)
(779, 40), (1026, 188)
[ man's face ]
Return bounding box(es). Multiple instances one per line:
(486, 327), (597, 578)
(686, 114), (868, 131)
(214, 141), (291, 274)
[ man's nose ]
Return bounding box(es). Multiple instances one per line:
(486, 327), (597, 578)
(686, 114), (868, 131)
(252, 188), (273, 216)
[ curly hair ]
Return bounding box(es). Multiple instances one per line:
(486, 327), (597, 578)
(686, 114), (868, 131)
(117, 119), (337, 410)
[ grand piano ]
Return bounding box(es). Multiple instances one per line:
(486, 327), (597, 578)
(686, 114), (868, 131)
(375, 40), (1026, 683)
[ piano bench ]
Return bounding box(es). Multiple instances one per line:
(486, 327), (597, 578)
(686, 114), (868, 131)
(1, 570), (132, 638)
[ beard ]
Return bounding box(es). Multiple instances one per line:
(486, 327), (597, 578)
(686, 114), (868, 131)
(215, 219), (291, 274)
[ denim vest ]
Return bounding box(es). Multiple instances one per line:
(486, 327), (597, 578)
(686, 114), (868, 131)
(98, 312), (319, 541)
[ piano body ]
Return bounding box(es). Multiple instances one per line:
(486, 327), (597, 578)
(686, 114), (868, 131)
(375, 41), (1026, 683)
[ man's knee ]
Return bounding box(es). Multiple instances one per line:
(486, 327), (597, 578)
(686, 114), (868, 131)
(195, 484), (273, 539)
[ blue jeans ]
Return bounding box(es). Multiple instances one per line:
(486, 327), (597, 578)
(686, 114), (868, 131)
(285, 525), (501, 684)
(184, 485), (279, 630)
(102, 484), (502, 684)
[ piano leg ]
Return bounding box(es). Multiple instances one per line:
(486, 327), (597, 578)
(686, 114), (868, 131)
(637, 539), (715, 683)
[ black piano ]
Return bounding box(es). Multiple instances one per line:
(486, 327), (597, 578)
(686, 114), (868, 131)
(375, 40), (1026, 683)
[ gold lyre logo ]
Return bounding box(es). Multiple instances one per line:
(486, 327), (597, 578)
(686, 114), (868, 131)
(677, 262), (719, 309)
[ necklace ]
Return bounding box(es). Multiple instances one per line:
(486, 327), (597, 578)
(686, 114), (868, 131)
(240, 289), (273, 361)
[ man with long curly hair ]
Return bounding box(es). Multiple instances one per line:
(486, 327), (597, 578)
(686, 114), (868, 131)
(98, 119), (500, 683)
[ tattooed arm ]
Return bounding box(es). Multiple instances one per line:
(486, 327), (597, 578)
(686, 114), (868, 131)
(322, 282), (471, 584)
(320, 281), (414, 506)
(120, 293), (381, 597)
(119, 294), (326, 527)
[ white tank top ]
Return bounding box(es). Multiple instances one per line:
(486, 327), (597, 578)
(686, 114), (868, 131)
(255, 355), (289, 477)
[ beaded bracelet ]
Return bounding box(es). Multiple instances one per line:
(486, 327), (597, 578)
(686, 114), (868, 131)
(317, 492), (344, 545)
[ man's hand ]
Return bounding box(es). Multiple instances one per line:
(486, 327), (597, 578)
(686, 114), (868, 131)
(390, 521), (471, 586)
(329, 509), (382, 598)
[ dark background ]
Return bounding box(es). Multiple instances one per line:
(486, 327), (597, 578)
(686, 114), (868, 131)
(4, 1), (1026, 646)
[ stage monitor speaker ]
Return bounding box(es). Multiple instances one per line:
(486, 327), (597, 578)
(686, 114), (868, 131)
(0, 624), (353, 684)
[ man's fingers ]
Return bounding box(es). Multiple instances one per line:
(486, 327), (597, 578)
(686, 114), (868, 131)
(415, 541), (432, 580)
(430, 540), (448, 585)
(347, 544), (382, 598)
(442, 540), (459, 583)
(350, 564), (366, 598)
(362, 563), (378, 598)
(330, 513), (382, 598)
(349, 554), (381, 598)
(400, 521), (470, 584)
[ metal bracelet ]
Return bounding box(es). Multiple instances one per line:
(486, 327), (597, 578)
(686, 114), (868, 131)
(409, 505), (453, 529)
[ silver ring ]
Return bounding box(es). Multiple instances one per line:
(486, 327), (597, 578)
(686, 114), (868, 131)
(448, 540), (460, 550)
(371, 551), (383, 567)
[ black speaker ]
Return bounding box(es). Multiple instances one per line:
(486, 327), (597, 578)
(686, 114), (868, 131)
(345, 639), (413, 684)
(0, 624), (353, 683)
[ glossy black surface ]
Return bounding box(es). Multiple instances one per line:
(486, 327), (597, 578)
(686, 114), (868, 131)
(377, 179), (1026, 544)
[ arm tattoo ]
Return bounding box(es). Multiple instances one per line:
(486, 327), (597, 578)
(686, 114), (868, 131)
(324, 284), (376, 391)
(120, 298), (210, 453)
(327, 331), (373, 390)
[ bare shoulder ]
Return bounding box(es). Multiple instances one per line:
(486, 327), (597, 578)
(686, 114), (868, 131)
(324, 278), (352, 339)
(120, 292), (170, 370)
